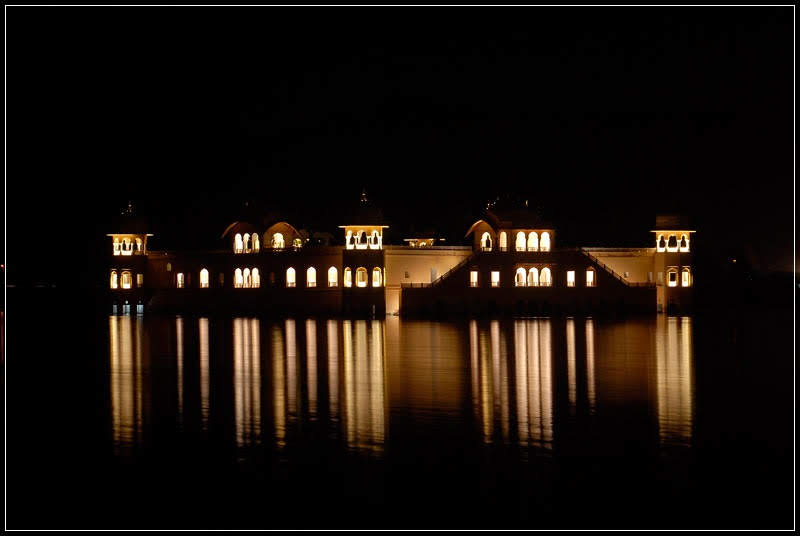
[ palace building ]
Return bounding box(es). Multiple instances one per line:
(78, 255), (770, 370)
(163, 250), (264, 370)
(106, 197), (694, 316)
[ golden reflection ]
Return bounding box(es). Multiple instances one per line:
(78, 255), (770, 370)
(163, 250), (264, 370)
(306, 319), (318, 420)
(585, 318), (596, 415)
(342, 320), (386, 453)
(272, 324), (286, 447)
(566, 318), (576, 412)
(655, 316), (694, 446)
(198, 318), (210, 430)
(471, 319), (552, 448)
(176, 316), (184, 427)
(109, 316), (148, 449)
(286, 319), (298, 421)
(327, 320), (339, 421)
(233, 318), (261, 447)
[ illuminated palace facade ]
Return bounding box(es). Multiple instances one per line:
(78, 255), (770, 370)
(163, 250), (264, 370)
(107, 200), (694, 315)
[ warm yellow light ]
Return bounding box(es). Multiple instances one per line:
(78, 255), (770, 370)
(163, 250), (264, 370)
(515, 232), (526, 252)
(344, 267), (352, 288)
(110, 270), (118, 289)
(356, 267), (368, 287)
(234, 268), (243, 288)
(515, 267), (527, 287)
(470, 270), (478, 287)
(176, 272), (184, 289)
(586, 269), (595, 287)
(491, 271), (500, 287)
(200, 268), (209, 288)
(527, 232), (538, 252)
(252, 268), (260, 288)
(307, 267), (317, 288)
(286, 267), (296, 287)
(681, 268), (691, 287)
(567, 270), (575, 287)
(481, 232), (492, 251)
(328, 266), (338, 287)
(540, 232), (551, 252)
(528, 267), (539, 287)
(372, 267), (382, 287)
(121, 271), (132, 289)
(136, 273), (144, 288)
(540, 267), (552, 287)
(667, 270), (677, 287)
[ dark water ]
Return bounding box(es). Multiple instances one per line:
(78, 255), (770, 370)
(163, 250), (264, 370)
(7, 306), (794, 529)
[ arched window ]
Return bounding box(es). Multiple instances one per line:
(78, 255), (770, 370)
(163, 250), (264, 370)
(358, 231), (367, 249)
(110, 270), (118, 289)
(499, 232), (508, 251)
(252, 268), (260, 288)
(667, 235), (678, 252)
(119, 271), (131, 289)
(122, 238), (131, 256)
(307, 267), (317, 287)
(528, 267), (539, 287)
(346, 231), (354, 250)
(328, 266), (338, 287)
(243, 268), (251, 288)
(481, 232), (492, 251)
(540, 232), (551, 252)
(234, 233), (243, 254)
(527, 232), (538, 252)
(515, 267), (527, 287)
(586, 268), (596, 287)
(656, 234), (666, 251)
(135, 238), (143, 252)
(272, 233), (285, 249)
(234, 268), (243, 288)
(175, 272), (184, 289)
(372, 267), (382, 287)
(200, 268), (209, 288)
(253, 235), (260, 252)
(681, 267), (691, 287)
(540, 267), (552, 287)
(667, 269), (678, 287)
(344, 267), (352, 288)
(286, 267), (296, 287)
(371, 230), (381, 249)
(243, 233), (251, 253)
(356, 267), (368, 287)
(113, 238), (120, 256)
(515, 232), (526, 252)
(679, 234), (689, 252)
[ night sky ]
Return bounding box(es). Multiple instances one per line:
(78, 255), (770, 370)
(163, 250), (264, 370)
(6, 7), (795, 287)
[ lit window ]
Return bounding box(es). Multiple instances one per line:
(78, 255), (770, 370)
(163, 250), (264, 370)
(234, 233), (243, 254)
(515, 267), (527, 287)
(328, 266), (338, 287)
(540, 232), (551, 252)
(372, 267), (382, 287)
(167, 263), (172, 272)
(135, 238), (143, 253)
(499, 232), (507, 251)
(528, 232), (539, 252)
(470, 270), (478, 287)
(136, 273), (144, 288)
(679, 234), (689, 252)
(121, 238), (132, 256)
(567, 270), (575, 287)
(586, 269), (595, 287)
(243, 268), (251, 288)
(344, 267), (352, 287)
(515, 232), (526, 252)
(253, 235), (260, 252)
(528, 267), (539, 287)
(200, 268), (209, 288)
(540, 267), (552, 287)
(286, 267), (296, 287)
(252, 268), (260, 288)
(234, 268), (243, 288)
(667, 270), (677, 287)
(272, 233), (285, 249)
(176, 272), (184, 289)
(481, 232), (492, 251)
(667, 235), (678, 252)
(293, 238), (303, 248)
(243, 233), (251, 253)
(370, 230), (381, 250)
(346, 231), (354, 250)
(356, 267), (368, 288)
(121, 271), (132, 289)
(491, 271), (500, 287)
(307, 267), (317, 288)
(656, 234), (665, 252)
(113, 238), (120, 256)
(110, 270), (118, 289)
(681, 268), (691, 287)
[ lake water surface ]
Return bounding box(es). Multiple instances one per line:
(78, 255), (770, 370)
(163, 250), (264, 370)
(7, 309), (794, 529)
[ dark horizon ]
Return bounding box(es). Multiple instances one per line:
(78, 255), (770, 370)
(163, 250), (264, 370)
(6, 7), (795, 287)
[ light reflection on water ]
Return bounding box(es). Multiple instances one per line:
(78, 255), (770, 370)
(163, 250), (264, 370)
(108, 315), (694, 455)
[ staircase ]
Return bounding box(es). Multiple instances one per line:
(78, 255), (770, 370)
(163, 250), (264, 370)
(580, 248), (654, 287)
(431, 251), (478, 286)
